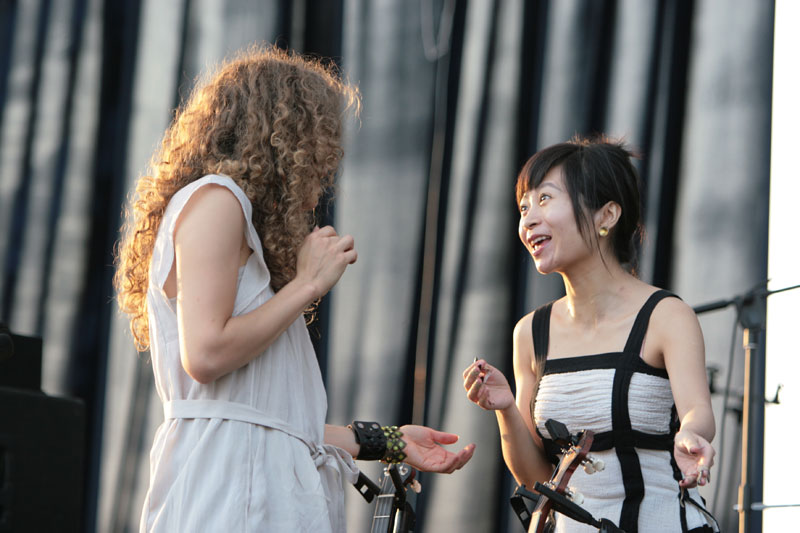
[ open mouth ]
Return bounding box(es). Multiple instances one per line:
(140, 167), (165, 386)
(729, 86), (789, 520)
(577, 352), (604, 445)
(530, 235), (551, 251)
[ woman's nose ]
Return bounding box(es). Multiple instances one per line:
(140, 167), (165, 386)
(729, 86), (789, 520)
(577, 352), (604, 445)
(522, 208), (539, 228)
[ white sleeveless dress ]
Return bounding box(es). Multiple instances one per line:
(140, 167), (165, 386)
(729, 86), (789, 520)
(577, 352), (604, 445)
(139, 175), (358, 532)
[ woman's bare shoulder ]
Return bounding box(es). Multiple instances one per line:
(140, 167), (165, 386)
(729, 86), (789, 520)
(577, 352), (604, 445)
(182, 182), (243, 215)
(649, 288), (696, 320)
(175, 183), (245, 236)
(513, 311), (534, 339)
(647, 288), (703, 348)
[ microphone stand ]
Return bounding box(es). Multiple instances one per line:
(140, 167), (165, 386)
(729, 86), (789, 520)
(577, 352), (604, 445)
(692, 281), (800, 533)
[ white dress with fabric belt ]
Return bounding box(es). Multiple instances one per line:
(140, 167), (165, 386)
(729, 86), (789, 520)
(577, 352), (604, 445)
(139, 175), (357, 533)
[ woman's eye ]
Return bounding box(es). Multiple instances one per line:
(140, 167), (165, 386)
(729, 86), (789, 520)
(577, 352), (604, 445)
(519, 204), (529, 214)
(538, 193), (551, 204)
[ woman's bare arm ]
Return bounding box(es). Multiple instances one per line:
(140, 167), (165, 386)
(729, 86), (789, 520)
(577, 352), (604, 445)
(464, 314), (553, 486)
(499, 315), (554, 485)
(653, 297), (716, 486)
(174, 185), (356, 383)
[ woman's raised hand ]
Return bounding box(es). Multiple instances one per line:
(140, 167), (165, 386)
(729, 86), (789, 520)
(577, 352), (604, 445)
(463, 359), (515, 411)
(674, 428), (715, 488)
(295, 225), (357, 299)
(398, 425), (475, 474)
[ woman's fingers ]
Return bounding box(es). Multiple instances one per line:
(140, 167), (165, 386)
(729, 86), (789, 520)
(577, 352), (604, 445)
(311, 231), (357, 265)
(701, 442), (716, 468)
(462, 362), (483, 388)
(336, 235), (357, 265)
(428, 430), (459, 446)
(315, 233), (356, 266)
(697, 466), (710, 486)
(447, 444), (476, 473)
(440, 444), (476, 474)
(462, 360), (482, 379)
(464, 360), (514, 410)
(464, 360), (505, 410)
(468, 375), (496, 409)
(315, 225), (338, 237)
(466, 375), (483, 403)
(343, 248), (358, 265)
(680, 466), (710, 488)
(295, 228), (359, 297)
(336, 233), (355, 251)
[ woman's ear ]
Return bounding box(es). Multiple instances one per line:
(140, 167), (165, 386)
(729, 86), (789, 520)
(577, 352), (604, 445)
(595, 201), (622, 233)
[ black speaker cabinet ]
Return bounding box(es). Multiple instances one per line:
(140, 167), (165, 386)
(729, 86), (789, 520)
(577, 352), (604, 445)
(0, 387), (85, 533)
(0, 332), (42, 390)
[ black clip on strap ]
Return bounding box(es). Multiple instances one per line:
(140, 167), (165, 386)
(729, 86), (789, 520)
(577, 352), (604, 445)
(353, 471), (380, 503)
(510, 484), (541, 530)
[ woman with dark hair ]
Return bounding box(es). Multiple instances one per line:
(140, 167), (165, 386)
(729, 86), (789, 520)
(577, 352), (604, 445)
(463, 136), (718, 532)
(115, 45), (474, 532)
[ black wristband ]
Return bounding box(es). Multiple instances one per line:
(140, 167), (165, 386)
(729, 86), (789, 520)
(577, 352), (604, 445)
(349, 421), (386, 461)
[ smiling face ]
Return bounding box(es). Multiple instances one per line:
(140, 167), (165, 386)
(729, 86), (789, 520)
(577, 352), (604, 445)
(516, 137), (644, 274)
(518, 166), (594, 274)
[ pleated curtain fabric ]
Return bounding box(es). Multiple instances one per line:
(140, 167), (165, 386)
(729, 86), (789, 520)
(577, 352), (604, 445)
(671, 2), (773, 530)
(330, 1), (440, 528)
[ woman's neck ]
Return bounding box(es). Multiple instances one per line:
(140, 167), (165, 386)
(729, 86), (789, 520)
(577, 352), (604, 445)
(559, 254), (635, 327)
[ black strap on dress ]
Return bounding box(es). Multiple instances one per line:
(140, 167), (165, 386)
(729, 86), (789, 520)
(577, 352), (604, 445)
(532, 301), (553, 367)
(613, 289), (678, 532)
(531, 302), (560, 464)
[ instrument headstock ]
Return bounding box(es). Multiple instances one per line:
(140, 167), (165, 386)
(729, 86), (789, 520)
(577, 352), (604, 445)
(525, 420), (604, 533)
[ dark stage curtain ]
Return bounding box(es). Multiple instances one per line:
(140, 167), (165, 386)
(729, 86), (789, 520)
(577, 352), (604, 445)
(0, 1), (773, 531)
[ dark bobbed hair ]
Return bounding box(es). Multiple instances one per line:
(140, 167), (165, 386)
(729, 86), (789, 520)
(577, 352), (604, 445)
(515, 135), (644, 270)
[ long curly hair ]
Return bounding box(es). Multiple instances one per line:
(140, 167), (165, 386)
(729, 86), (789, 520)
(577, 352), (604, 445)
(115, 45), (360, 351)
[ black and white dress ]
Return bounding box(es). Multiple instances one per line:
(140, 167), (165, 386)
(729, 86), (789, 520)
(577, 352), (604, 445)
(532, 290), (718, 532)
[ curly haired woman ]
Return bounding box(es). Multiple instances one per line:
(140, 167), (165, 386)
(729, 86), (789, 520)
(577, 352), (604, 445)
(115, 45), (474, 533)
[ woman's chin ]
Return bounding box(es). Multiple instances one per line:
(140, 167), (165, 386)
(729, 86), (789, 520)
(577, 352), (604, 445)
(533, 260), (553, 275)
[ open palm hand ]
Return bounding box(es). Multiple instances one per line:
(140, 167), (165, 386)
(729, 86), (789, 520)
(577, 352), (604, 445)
(399, 425), (475, 474)
(674, 429), (715, 488)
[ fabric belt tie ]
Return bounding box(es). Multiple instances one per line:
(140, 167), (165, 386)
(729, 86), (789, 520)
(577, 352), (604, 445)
(164, 399), (359, 482)
(164, 399), (359, 530)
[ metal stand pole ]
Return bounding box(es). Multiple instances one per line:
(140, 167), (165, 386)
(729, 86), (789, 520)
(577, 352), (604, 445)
(738, 320), (765, 533)
(694, 282), (799, 533)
